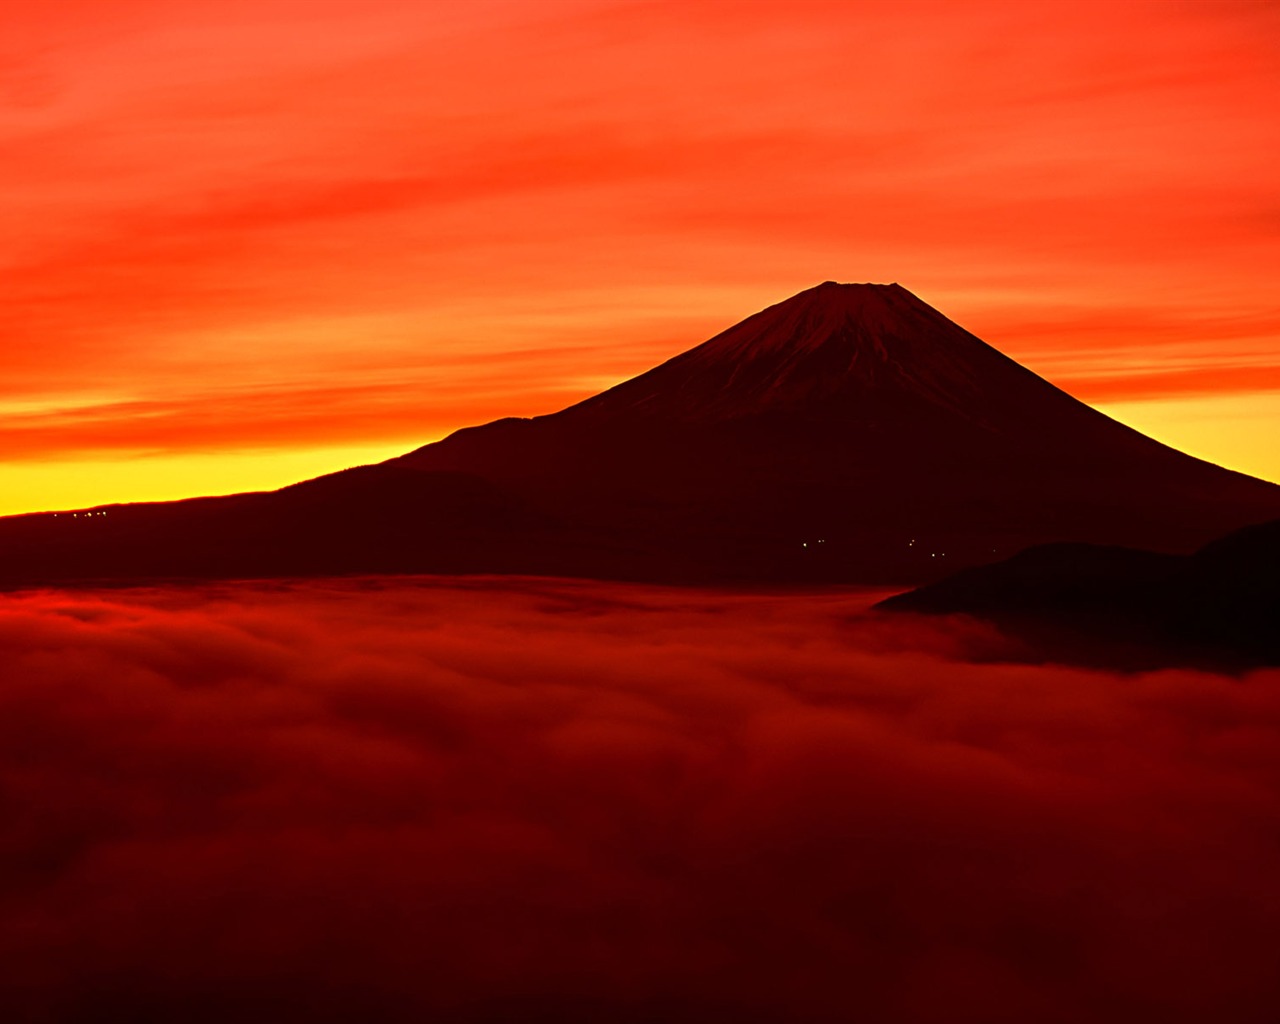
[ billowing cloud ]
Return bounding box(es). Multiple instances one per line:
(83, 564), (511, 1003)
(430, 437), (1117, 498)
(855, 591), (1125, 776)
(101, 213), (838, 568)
(1, 578), (1277, 1021)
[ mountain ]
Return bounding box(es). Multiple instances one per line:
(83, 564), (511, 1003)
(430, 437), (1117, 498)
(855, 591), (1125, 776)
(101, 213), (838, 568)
(876, 517), (1280, 669)
(385, 282), (1280, 578)
(2, 282), (1279, 588)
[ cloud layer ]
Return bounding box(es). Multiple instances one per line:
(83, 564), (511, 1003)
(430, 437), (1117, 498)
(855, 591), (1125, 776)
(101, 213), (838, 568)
(1, 577), (1278, 1022)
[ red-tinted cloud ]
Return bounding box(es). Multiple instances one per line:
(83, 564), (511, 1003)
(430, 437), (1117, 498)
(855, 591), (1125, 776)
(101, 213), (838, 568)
(1, 578), (1278, 1021)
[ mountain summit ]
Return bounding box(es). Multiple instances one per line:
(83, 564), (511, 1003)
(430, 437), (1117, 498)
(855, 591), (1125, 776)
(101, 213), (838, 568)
(3, 283), (1279, 586)
(565, 282), (1142, 447)
(571, 281), (1041, 422)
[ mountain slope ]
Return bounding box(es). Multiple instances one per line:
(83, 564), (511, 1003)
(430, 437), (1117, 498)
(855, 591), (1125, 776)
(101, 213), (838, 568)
(2, 282), (1278, 587)
(391, 282), (1280, 580)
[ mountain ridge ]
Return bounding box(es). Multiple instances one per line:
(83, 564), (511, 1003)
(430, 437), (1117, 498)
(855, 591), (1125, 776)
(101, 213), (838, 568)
(2, 282), (1278, 588)
(557, 281), (1049, 422)
(877, 516), (1280, 669)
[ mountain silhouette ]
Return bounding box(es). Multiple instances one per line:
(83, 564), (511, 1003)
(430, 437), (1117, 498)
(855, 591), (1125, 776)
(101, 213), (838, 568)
(877, 517), (1280, 669)
(2, 282), (1278, 587)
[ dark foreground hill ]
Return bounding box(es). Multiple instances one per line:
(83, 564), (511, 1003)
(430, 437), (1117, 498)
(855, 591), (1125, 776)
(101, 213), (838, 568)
(878, 518), (1280, 669)
(3, 282), (1279, 588)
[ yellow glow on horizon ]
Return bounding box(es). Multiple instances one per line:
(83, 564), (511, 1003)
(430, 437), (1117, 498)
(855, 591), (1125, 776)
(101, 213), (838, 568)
(1097, 392), (1280, 486)
(3, 392), (1276, 520)
(0, 442), (425, 517)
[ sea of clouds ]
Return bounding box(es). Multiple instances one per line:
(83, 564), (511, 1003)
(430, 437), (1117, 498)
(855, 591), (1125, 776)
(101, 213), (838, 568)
(1, 577), (1277, 1023)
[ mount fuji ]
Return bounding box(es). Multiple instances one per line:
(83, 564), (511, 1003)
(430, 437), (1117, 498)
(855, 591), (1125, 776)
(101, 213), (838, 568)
(3, 282), (1278, 587)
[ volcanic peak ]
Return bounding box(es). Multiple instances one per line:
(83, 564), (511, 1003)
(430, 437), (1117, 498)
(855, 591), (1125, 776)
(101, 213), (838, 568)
(714, 280), (922, 356)
(568, 280), (1017, 422)
(7, 279), (1280, 592)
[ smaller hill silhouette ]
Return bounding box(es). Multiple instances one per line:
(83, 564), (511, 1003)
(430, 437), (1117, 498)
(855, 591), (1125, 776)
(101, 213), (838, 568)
(877, 518), (1280, 670)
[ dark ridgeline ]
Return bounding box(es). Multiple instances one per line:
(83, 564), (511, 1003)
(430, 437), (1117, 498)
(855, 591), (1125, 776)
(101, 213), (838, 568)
(3, 282), (1279, 588)
(878, 517), (1280, 669)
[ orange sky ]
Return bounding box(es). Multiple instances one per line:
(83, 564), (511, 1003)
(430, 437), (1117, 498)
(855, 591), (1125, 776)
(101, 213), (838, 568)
(2, 0), (1278, 515)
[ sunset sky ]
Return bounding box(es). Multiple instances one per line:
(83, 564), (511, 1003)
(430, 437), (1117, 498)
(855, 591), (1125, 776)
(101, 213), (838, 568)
(2, 0), (1278, 515)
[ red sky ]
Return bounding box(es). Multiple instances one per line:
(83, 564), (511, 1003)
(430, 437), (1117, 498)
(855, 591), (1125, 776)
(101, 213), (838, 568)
(2, 0), (1278, 513)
